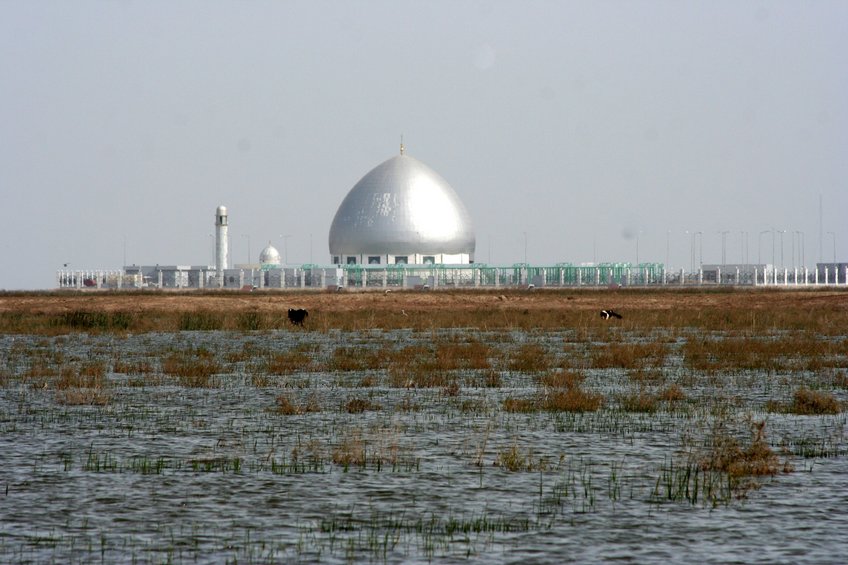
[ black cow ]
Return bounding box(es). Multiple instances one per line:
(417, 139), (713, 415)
(600, 309), (623, 320)
(288, 308), (309, 326)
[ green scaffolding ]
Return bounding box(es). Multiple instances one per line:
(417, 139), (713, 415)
(332, 262), (666, 288)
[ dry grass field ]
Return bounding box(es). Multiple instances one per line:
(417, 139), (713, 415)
(1, 287), (846, 334)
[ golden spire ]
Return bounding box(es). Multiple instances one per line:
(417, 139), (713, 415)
(400, 134), (405, 155)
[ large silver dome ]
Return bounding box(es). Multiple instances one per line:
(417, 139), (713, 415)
(258, 242), (281, 266)
(329, 153), (475, 263)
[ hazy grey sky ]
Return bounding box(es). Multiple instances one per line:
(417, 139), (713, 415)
(2, 1), (846, 289)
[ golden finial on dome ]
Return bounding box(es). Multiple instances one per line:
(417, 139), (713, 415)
(400, 134), (405, 155)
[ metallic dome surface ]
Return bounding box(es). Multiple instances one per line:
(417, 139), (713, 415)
(329, 154), (475, 256)
(258, 242), (281, 266)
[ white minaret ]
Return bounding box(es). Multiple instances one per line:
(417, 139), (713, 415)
(215, 205), (228, 285)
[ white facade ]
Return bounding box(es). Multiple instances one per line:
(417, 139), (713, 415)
(215, 205), (229, 286)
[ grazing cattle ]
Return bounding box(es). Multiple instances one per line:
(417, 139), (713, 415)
(600, 309), (623, 320)
(288, 308), (309, 326)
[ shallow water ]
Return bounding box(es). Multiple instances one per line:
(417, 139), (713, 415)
(0, 330), (846, 563)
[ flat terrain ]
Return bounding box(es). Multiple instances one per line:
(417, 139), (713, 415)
(2, 287), (846, 562)
(2, 287), (847, 316)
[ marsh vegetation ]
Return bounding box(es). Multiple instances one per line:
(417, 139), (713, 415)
(0, 289), (846, 563)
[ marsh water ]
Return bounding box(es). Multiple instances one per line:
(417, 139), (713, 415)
(1, 328), (846, 563)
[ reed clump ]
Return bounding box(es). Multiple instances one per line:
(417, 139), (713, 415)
(591, 342), (668, 369)
(539, 369), (584, 389)
(112, 358), (154, 375)
(55, 365), (112, 405)
(327, 346), (390, 371)
(681, 334), (841, 374)
(50, 310), (134, 332)
(179, 311), (224, 331)
(504, 386), (604, 413)
(699, 421), (782, 478)
(25, 360), (57, 380)
(161, 352), (223, 387)
(264, 351), (313, 375)
(832, 371), (848, 389)
(502, 397), (536, 413)
(441, 380), (461, 397)
(56, 364), (106, 388)
(236, 310), (264, 331)
(346, 396), (381, 413)
(332, 432), (366, 468)
(274, 393), (322, 415)
(787, 387), (842, 415)
(545, 386), (604, 412)
(435, 340), (492, 370)
(658, 384), (687, 402)
(386, 345), (455, 388)
(503, 344), (552, 372)
(495, 443), (548, 472)
(619, 391), (659, 413)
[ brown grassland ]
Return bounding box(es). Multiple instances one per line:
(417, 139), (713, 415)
(1, 286), (847, 334)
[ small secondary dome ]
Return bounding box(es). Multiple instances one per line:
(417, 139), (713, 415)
(259, 242), (281, 266)
(328, 152), (475, 264)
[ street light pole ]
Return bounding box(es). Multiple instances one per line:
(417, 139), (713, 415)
(280, 234), (292, 265)
(687, 230), (694, 272)
(771, 228), (775, 267)
(799, 231), (805, 268)
(523, 231), (527, 264)
(719, 230), (729, 265)
(636, 231), (640, 265)
(696, 231), (703, 269)
(241, 234), (251, 265)
(778, 230), (786, 269)
(758, 230), (769, 265)
(828, 231), (836, 262)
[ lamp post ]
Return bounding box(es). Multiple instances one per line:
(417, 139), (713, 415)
(828, 231), (836, 262)
(488, 235), (492, 264)
(719, 230), (729, 265)
(208, 233), (215, 267)
(695, 231), (703, 269)
(280, 235), (291, 265)
(686, 230), (695, 272)
(665, 230), (670, 269)
(636, 231), (641, 267)
(241, 234), (251, 265)
(798, 231), (804, 268)
(778, 230), (787, 269)
(758, 230), (769, 264)
(522, 231), (527, 264)
(791, 231), (797, 268)
(771, 228), (775, 267)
